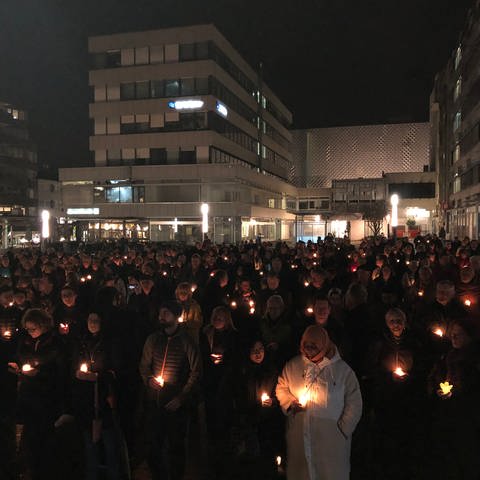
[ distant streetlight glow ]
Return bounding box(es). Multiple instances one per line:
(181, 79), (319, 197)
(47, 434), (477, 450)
(41, 210), (50, 239)
(201, 203), (209, 234)
(390, 194), (399, 228)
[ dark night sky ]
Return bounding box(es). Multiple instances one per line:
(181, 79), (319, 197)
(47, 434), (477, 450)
(0, 0), (474, 169)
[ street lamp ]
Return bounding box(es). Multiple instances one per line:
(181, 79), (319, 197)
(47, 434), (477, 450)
(41, 210), (50, 239)
(201, 203), (209, 238)
(390, 194), (399, 239)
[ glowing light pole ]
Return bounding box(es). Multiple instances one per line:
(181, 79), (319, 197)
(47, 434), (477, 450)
(201, 203), (209, 240)
(41, 210), (50, 252)
(390, 194), (399, 239)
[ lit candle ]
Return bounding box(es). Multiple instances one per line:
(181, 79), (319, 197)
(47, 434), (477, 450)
(298, 391), (309, 407)
(162, 271), (168, 277)
(464, 299), (472, 307)
(306, 307), (314, 315)
(433, 328), (444, 337)
(304, 281), (310, 287)
(230, 301), (237, 309)
(80, 277), (86, 283)
(191, 284), (197, 293)
(86, 274), (92, 281)
(223, 256), (228, 261)
(259, 271), (264, 276)
(3, 330), (11, 339)
(393, 367), (407, 378)
(276, 456), (282, 467)
(155, 375), (165, 387)
(249, 307), (255, 315)
(210, 272), (215, 277)
(211, 353), (223, 365)
(406, 261), (410, 265)
(417, 290), (424, 297)
(59, 323), (69, 334)
(178, 315), (184, 323)
(80, 363), (88, 373)
(261, 392), (270, 405)
(22, 364), (32, 373)
(8, 301), (14, 307)
(439, 381), (453, 397)
(313, 253), (317, 258)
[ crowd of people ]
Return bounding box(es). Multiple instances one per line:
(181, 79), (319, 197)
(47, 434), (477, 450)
(1, 233), (480, 480)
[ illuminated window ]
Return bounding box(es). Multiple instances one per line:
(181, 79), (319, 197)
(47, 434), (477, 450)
(454, 112), (461, 132)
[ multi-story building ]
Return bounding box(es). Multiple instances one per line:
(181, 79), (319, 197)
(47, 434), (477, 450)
(0, 102), (38, 245)
(60, 24), (296, 243)
(291, 123), (430, 188)
(430, 0), (480, 239)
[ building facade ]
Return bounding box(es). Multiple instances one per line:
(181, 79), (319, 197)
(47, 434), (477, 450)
(430, 0), (480, 239)
(291, 123), (430, 188)
(0, 102), (38, 245)
(61, 25), (296, 243)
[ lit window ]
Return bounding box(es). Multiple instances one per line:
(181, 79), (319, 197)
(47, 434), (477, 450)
(454, 112), (461, 132)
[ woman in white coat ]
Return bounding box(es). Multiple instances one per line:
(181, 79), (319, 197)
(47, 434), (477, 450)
(276, 325), (362, 480)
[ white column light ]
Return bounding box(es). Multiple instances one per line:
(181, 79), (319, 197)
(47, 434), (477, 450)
(390, 194), (399, 228)
(201, 203), (209, 234)
(41, 210), (50, 239)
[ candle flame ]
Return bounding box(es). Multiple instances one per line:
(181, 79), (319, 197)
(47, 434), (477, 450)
(394, 367), (407, 377)
(261, 392), (270, 403)
(22, 364), (32, 372)
(155, 375), (165, 387)
(86, 274), (92, 280)
(298, 391), (309, 407)
(464, 299), (472, 307)
(191, 284), (197, 293)
(178, 316), (184, 323)
(8, 302), (14, 307)
(80, 363), (88, 373)
(249, 307), (255, 315)
(439, 381), (453, 396)
(306, 307), (313, 314)
(211, 354), (223, 365)
(417, 290), (424, 297)
(304, 282), (309, 287)
(3, 330), (11, 338)
(230, 301), (237, 309)
(433, 328), (444, 337)
(276, 456), (282, 466)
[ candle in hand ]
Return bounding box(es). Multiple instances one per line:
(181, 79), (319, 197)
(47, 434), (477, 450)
(261, 392), (270, 405)
(155, 375), (165, 387)
(3, 330), (11, 339)
(433, 328), (444, 337)
(439, 381), (453, 397)
(298, 391), (309, 407)
(393, 367), (407, 378)
(211, 353), (223, 365)
(80, 363), (88, 373)
(22, 364), (32, 372)
(464, 299), (472, 307)
(417, 290), (424, 297)
(306, 307), (313, 315)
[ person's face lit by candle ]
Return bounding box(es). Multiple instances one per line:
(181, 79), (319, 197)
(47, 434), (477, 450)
(249, 341), (265, 364)
(25, 321), (45, 339)
(436, 282), (455, 306)
(385, 310), (406, 338)
(450, 323), (472, 350)
(313, 299), (330, 326)
(87, 313), (101, 335)
(266, 274), (280, 291)
(0, 289), (14, 309)
(158, 307), (178, 330)
(140, 278), (154, 295)
(460, 266), (475, 285)
(303, 342), (323, 362)
(266, 296), (284, 321)
(212, 310), (227, 331)
(61, 287), (77, 308)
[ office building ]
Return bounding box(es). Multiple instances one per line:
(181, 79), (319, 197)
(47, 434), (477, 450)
(60, 25), (296, 243)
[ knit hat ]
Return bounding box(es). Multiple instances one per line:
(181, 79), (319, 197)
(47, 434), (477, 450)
(159, 300), (183, 318)
(300, 325), (336, 362)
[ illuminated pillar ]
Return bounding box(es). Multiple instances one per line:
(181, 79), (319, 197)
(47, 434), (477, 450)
(390, 194), (399, 239)
(201, 203), (209, 239)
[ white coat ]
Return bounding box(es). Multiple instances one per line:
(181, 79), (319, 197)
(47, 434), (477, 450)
(276, 351), (362, 480)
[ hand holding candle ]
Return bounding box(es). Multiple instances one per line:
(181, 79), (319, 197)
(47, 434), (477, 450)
(438, 381), (453, 398)
(155, 375), (165, 387)
(393, 367), (407, 379)
(211, 353), (223, 365)
(261, 392), (272, 407)
(80, 363), (88, 373)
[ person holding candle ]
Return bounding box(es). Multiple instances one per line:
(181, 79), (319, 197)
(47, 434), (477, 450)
(235, 338), (284, 476)
(276, 325), (362, 480)
(364, 308), (427, 479)
(14, 308), (69, 480)
(427, 318), (480, 478)
(71, 311), (128, 480)
(140, 300), (202, 480)
(175, 282), (203, 344)
(200, 305), (239, 477)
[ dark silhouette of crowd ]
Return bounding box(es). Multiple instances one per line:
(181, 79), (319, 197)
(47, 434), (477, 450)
(1, 233), (480, 480)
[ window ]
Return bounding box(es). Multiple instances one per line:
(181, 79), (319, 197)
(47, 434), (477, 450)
(165, 79), (180, 97)
(454, 46), (462, 70)
(151, 148), (167, 165)
(388, 183), (435, 199)
(454, 111), (462, 132)
(454, 78), (462, 101)
(151, 80), (164, 98)
(105, 186), (133, 203)
(150, 45), (164, 64)
(120, 83), (135, 100)
(106, 50), (121, 68)
(136, 81), (150, 99)
(135, 47), (149, 65)
(179, 149), (196, 164)
(181, 78), (195, 95)
(299, 201), (308, 210)
(179, 44), (195, 61)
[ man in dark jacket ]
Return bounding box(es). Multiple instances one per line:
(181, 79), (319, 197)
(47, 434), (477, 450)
(139, 300), (202, 480)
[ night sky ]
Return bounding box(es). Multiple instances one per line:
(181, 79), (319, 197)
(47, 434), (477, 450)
(0, 0), (474, 169)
